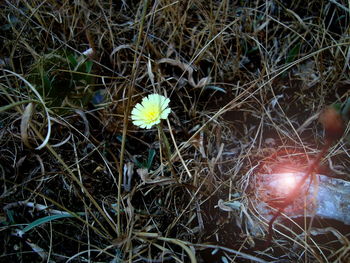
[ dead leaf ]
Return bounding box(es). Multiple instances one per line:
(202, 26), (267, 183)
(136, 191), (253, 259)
(157, 58), (211, 88)
(20, 103), (34, 148)
(217, 199), (241, 212)
(137, 168), (149, 183)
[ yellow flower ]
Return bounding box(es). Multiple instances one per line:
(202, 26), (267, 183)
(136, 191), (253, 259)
(131, 94), (171, 129)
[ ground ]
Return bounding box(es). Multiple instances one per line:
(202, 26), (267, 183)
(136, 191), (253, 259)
(1, 1), (350, 262)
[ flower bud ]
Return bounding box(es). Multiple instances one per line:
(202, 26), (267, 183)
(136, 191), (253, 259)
(319, 106), (345, 142)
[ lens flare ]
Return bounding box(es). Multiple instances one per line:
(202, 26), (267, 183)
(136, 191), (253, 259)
(277, 173), (298, 193)
(265, 172), (302, 199)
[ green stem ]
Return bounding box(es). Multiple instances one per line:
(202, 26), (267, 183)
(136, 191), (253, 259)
(158, 123), (177, 179)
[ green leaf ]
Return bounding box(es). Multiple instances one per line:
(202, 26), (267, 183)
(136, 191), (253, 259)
(85, 61), (93, 74)
(133, 158), (143, 169)
(146, 149), (156, 169)
(67, 54), (78, 68)
(21, 213), (84, 234)
(286, 43), (301, 64)
(341, 98), (350, 118)
(332, 102), (342, 112)
(42, 72), (51, 93)
(6, 209), (15, 224)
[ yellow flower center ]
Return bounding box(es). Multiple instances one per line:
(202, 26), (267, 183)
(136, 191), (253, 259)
(144, 106), (160, 124)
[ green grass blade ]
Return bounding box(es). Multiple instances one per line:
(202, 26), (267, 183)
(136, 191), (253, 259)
(147, 148), (156, 169)
(0, 100), (35, 113)
(22, 213), (84, 234)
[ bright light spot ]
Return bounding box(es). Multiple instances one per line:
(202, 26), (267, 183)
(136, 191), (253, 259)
(277, 173), (298, 193)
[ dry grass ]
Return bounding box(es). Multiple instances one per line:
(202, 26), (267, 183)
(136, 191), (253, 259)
(1, 0), (350, 262)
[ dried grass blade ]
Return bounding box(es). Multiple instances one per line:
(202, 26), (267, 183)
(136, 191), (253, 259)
(157, 237), (197, 263)
(74, 109), (90, 138)
(20, 102), (34, 149)
(25, 240), (50, 261)
(193, 243), (268, 263)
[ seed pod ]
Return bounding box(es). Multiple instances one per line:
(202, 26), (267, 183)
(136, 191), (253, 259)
(319, 106), (345, 142)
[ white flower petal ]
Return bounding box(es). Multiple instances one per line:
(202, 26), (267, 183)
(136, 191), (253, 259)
(131, 113), (142, 121)
(133, 120), (145, 126)
(131, 104), (142, 115)
(142, 98), (154, 108)
(131, 111), (140, 119)
(161, 98), (170, 110)
(148, 94), (158, 102)
(135, 103), (144, 111)
(160, 108), (171, 119)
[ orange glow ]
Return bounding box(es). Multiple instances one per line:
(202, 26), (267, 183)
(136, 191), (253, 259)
(258, 149), (309, 203)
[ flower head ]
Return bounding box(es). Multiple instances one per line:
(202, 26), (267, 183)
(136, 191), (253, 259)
(131, 94), (171, 129)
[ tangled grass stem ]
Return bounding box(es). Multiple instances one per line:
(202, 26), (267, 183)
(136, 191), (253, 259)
(116, 0), (150, 237)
